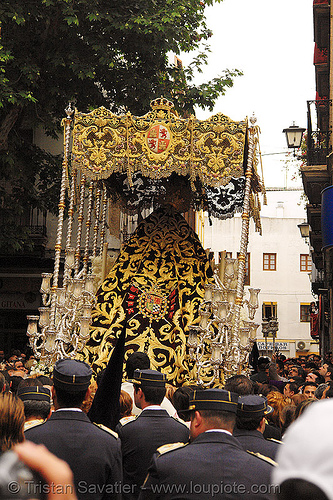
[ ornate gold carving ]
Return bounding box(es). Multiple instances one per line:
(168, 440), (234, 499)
(72, 99), (247, 187)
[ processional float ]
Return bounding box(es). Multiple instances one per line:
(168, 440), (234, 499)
(27, 98), (266, 387)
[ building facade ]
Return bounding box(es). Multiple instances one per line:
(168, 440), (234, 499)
(204, 188), (318, 358)
(301, 0), (333, 355)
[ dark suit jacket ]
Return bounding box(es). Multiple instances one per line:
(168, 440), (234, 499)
(116, 408), (189, 500)
(139, 430), (275, 500)
(233, 427), (281, 460)
(25, 410), (122, 500)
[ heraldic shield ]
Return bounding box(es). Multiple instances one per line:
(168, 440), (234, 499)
(81, 204), (213, 385)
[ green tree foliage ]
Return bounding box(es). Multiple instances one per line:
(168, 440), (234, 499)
(0, 0), (242, 252)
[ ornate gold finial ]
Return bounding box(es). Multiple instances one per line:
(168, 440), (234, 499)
(250, 113), (257, 126)
(65, 102), (75, 118)
(150, 97), (174, 111)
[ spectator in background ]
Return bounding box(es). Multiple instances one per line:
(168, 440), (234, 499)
(315, 383), (328, 400)
(0, 392), (25, 452)
(224, 374), (255, 395)
(119, 389), (133, 419)
(294, 398), (316, 420)
(320, 380), (333, 399)
(302, 382), (318, 399)
(288, 365), (305, 382)
(283, 381), (299, 401)
(319, 363), (333, 383)
(266, 390), (288, 432)
(250, 356), (270, 384)
(305, 370), (325, 385)
(280, 405), (296, 435)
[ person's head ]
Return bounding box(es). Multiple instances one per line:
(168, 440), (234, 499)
(276, 359), (286, 377)
(236, 395), (273, 433)
(52, 358), (92, 409)
(284, 381), (299, 399)
(306, 371), (325, 385)
(257, 357), (270, 373)
(17, 385), (51, 421)
(288, 365), (305, 380)
(119, 390), (133, 418)
(172, 386), (193, 421)
(266, 390), (288, 428)
(126, 352), (150, 379)
(321, 381), (333, 399)
(315, 383), (328, 400)
(319, 363), (333, 381)
(277, 479), (329, 500)
(302, 383), (318, 400)
(187, 389), (238, 441)
(280, 405), (296, 434)
(131, 369), (166, 408)
(273, 399), (333, 500)
(0, 392), (25, 452)
(224, 375), (254, 395)
(294, 398), (316, 420)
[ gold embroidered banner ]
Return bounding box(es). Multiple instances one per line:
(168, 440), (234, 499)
(72, 97), (247, 188)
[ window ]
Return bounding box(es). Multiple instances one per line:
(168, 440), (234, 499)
(300, 303), (311, 322)
(262, 302), (278, 337)
(226, 252), (232, 258)
(238, 252), (250, 286)
(300, 254), (312, 272)
(263, 253), (276, 271)
(262, 302), (277, 321)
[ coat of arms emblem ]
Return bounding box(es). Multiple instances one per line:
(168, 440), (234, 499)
(146, 124), (171, 154)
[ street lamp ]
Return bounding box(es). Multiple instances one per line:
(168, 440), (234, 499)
(297, 221), (310, 244)
(283, 122), (306, 156)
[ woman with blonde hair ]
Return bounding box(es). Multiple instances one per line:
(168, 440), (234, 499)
(119, 389), (133, 419)
(0, 392), (25, 452)
(266, 389), (288, 430)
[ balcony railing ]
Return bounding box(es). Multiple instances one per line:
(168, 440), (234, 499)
(307, 99), (332, 166)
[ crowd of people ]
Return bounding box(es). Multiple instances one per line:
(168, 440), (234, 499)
(0, 347), (333, 499)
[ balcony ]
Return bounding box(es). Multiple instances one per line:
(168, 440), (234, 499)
(306, 100), (331, 166)
(314, 43), (328, 65)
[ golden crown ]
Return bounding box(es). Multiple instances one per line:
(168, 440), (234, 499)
(150, 97), (174, 111)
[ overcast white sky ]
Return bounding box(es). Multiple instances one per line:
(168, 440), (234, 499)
(183, 0), (315, 188)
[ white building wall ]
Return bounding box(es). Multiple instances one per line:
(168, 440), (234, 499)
(204, 188), (318, 358)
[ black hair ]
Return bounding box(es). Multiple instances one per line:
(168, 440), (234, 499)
(134, 384), (165, 405)
(126, 352), (150, 379)
(285, 381), (299, 394)
(172, 386), (199, 421)
(54, 387), (87, 408)
(23, 400), (51, 420)
(278, 479), (328, 500)
(236, 414), (263, 431)
(193, 409), (236, 429)
(224, 375), (254, 395)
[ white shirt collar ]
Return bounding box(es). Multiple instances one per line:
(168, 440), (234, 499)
(205, 429), (232, 436)
(142, 405), (162, 411)
(55, 408), (83, 412)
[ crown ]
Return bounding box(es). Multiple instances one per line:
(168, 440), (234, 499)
(150, 97), (174, 111)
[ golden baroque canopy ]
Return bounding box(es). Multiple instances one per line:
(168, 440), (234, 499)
(72, 97), (247, 188)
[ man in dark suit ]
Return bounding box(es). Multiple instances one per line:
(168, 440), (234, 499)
(139, 388), (275, 500)
(233, 395), (281, 461)
(25, 359), (122, 500)
(116, 369), (189, 500)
